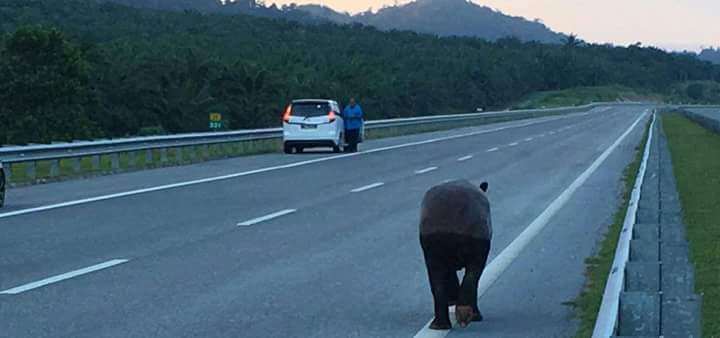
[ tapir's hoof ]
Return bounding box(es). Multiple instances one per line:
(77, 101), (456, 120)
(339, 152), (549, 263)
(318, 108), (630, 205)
(429, 320), (452, 330)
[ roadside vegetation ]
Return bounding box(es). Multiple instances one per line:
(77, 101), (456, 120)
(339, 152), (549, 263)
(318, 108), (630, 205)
(662, 113), (720, 336)
(514, 85), (664, 109)
(1, 0), (719, 145)
(568, 120), (650, 338)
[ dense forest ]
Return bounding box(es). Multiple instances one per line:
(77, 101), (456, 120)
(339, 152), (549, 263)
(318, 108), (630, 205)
(0, 0), (719, 145)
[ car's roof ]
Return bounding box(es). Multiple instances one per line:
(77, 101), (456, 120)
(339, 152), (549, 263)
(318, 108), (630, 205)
(292, 99), (336, 103)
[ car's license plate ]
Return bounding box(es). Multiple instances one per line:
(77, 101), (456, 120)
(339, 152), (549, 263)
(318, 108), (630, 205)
(301, 124), (317, 129)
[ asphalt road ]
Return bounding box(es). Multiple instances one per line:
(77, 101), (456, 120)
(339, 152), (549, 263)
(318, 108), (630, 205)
(0, 105), (650, 338)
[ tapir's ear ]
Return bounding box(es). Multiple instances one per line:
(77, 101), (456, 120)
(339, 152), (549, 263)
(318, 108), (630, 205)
(479, 181), (489, 192)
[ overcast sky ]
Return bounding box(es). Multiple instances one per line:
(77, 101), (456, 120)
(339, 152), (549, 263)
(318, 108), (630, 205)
(268, 0), (720, 51)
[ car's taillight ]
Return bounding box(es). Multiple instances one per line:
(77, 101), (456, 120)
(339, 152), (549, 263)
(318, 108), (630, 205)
(328, 111), (336, 122)
(283, 105), (291, 123)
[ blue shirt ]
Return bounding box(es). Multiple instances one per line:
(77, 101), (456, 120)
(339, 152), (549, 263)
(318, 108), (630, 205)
(343, 104), (364, 130)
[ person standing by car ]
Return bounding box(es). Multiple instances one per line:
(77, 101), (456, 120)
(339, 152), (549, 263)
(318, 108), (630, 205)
(342, 97), (364, 152)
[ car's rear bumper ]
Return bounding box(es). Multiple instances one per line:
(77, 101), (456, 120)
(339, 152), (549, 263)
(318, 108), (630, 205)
(283, 139), (339, 148)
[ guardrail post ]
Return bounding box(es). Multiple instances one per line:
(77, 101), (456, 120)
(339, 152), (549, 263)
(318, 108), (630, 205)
(145, 149), (153, 167)
(202, 144), (209, 160)
(111, 153), (120, 172)
(26, 161), (37, 182)
(91, 155), (100, 172)
(189, 146), (197, 163)
(224, 143), (232, 157)
(175, 147), (183, 164)
(128, 151), (137, 168)
(5, 163), (12, 183)
(160, 148), (168, 165)
(49, 159), (60, 178)
(72, 157), (81, 175)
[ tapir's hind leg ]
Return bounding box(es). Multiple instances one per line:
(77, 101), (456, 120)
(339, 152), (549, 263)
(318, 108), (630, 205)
(457, 239), (491, 326)
(446, 269), (460, 305)
(421, 236), (454, 330)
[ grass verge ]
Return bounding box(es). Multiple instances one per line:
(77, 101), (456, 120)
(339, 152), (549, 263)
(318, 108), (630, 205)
(514, 85), (663, 109)
(662, 113), (720, 336)
(568, 118), (651, 338)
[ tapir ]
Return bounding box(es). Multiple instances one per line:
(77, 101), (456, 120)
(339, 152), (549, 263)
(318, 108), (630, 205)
(419, 179), (492, 330)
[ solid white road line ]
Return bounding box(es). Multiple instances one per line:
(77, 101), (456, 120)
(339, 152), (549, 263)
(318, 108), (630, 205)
(351, 182), (385, 193)
(0, 259), (129, 295)
(0, 112), (588, 220)
(415, 167), (438, 175)
(457, 155), (473, 162)
(508, 142), (519, 147)
(413, 111), (648, 338)
(237, 209), (296, 227)
(486, 147), (499, 152)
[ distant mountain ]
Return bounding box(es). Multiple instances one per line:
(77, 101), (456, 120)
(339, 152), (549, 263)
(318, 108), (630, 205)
(699, 48), (720, 64)
(298, 0), (566, 43)
(103, 0), (566, 44)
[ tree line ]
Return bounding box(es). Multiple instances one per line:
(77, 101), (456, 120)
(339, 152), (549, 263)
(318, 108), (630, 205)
(1, 0), (719, 145)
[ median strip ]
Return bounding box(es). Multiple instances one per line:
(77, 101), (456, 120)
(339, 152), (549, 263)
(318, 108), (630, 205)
(0, 259), (129, 295)
(237, 209), (297, 227)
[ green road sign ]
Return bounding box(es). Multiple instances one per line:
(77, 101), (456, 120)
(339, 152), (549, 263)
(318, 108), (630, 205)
(209, 112), (223, 129)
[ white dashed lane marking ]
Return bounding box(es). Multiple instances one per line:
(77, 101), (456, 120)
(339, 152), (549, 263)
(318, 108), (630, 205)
(0, 259), (129, 295)
(237, 209), (297, 226)
(351, 182), (385, 193)
(415, 167), (439, 175)
(457, 155), (473, 162)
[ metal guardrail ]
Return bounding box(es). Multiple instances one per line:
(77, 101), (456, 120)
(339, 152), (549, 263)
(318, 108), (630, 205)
(0, 102), (643, 184)
(593, 111), (702, 337)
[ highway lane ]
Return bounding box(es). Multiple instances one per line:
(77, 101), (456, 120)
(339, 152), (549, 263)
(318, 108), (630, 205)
(1, 110), (602, 212)
(0, 105), (649, 337)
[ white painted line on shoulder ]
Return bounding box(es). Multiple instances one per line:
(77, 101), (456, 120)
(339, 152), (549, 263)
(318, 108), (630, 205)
(415, 167), (438, 175)
(351, 182), (385, 193)
(0, 113), (582, 220)
(487, 147), (499, 152)
(413, 111), (648, 338)
(237, 209), (297, 227)
(0, 259), (129, 295)
(457, 155), (473, 162)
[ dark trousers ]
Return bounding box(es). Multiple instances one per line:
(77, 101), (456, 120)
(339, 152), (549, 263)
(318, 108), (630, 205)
(345, 128), (360, 152)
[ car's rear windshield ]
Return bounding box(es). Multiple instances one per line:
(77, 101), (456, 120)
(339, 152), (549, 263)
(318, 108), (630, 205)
(291, 102), (331, 117)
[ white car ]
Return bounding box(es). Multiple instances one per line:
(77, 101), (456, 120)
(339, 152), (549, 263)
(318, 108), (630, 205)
(0, 161), (5, 208)
(282, 99), (346, 154)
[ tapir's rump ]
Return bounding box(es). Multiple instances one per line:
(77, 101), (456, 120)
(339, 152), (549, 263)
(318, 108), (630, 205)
(419, 179), (492, 240)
